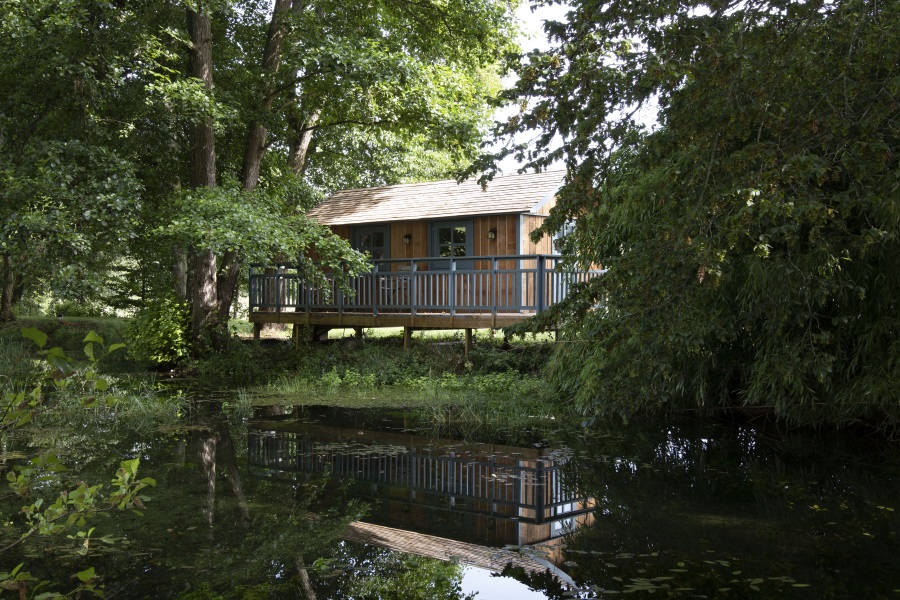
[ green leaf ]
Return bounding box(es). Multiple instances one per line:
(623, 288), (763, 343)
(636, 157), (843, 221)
(94, 378), (109, 392)
(108, 343), (126, 353)
(83, 331), (104, 344)
(21, 327), (47, 349)
(76, 567), (95, 583)
(120, 458), (140, 476)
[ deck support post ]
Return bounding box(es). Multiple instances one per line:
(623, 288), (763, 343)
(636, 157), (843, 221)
(292, 324), (302, 347)
(354, 326), (364, 342)
(253, 322), (262, 341)
(464, 328), (473, 359)
(403, 327), (413, 349)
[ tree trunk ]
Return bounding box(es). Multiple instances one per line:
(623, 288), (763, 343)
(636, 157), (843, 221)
(187, 7), (220, 348)
(288, 107), (321, 176)
(173, 247), (188, 301)
(214, 418), (251, 523)
(241, 0), (292, 192)
(0, 254), (15, 322)
(187, 10), (215, 189)
(295, 557), (318, 600)
(199, 433), (217, 532)
(216, 258), (240, 320)
(190, 247), (218, 346)
(217, 0), (293, 319)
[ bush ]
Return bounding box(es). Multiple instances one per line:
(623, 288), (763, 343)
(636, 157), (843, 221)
(126, 297), (190, 364)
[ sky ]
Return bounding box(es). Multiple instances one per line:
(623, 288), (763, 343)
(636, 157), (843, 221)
(494, 1), (660, 174)
(493, 2), (571, 173)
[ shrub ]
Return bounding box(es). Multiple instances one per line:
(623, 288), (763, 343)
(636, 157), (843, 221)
(126, 297), (190, 364)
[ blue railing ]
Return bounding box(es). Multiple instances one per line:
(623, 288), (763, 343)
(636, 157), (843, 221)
(249, 254), (603, 316)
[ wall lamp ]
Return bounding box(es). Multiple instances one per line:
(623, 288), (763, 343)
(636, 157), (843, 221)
(402, 234), (412, 245)
(486, 228), (497, 240)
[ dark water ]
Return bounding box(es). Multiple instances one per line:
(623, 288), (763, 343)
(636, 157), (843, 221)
(4, 401), (899, 598)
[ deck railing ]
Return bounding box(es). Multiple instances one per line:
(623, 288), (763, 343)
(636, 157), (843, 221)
(248, 429), (590, 525)
(249, 254), (603, 316)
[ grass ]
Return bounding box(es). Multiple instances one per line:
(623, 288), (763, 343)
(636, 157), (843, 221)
(212, 334), (573, 440)
(2, 315), (570, 434)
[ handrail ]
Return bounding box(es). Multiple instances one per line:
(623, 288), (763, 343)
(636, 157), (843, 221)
(249, 254), (603, 316)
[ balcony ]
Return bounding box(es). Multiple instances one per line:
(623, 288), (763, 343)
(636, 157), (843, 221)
(248, 254), (603, 335)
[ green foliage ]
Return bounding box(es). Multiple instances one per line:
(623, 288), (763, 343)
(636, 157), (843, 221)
(485, 0), (900, 427)
(127, 297), (191, 364)
(1, 328), (155, 598)
(0, 0), (519, 330)
(340, 552), (473, 600)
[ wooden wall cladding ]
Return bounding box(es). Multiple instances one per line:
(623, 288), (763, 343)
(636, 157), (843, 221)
(390, 221), (428, 262)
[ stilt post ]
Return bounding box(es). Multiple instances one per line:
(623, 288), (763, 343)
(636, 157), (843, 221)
(403, 327), (413, 349)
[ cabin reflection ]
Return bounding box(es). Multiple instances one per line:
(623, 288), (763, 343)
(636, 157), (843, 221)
(247, 413), (594, 554)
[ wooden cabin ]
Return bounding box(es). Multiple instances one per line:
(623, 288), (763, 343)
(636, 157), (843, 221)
(308, 170), (564, 263)
(248, 171), (603, 347)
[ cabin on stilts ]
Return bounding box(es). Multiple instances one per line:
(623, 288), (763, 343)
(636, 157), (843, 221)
(248, 170), (603, 351)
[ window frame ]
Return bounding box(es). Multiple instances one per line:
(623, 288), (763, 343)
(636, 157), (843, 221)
(429, 219), (473, 270)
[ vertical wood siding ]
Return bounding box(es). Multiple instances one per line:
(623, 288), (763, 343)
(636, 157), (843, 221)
(325, 215), (556, 312)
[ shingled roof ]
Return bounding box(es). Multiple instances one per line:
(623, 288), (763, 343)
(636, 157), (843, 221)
(307, 170), (564, 226)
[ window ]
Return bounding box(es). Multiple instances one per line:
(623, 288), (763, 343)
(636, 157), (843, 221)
(438, 225), (467, 258)
(430, 220), (472, 269)
(354, 226), (390, 261)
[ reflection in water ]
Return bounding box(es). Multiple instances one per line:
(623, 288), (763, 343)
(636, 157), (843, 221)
(6, 398), (899, 599)
(550, 422), (900, 598)
(247, 408), (592, 582)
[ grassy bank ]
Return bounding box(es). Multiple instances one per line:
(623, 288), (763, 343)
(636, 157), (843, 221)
(1, 317), (572, 434)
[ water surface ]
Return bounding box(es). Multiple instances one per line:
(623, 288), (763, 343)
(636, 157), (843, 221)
(5, 401), (898, 598)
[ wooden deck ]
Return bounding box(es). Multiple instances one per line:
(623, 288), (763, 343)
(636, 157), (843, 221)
(248, 254), (602, 337)
(342, 521), (571, 581)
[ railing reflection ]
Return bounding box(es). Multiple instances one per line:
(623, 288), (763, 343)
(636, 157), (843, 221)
(248, 420), (593, 546)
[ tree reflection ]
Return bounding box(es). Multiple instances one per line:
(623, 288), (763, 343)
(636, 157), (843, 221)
(548, 422), (900, 598)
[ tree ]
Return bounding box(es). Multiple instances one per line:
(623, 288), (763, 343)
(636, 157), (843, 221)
(0, 0), (518, 351)
(486, 0), (900, 427)
(0, 0), (161, 321)
(173, 0), (519, 343)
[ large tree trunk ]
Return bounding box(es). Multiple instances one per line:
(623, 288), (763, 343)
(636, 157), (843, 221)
(241, 0), (292, 192)
(217, 0), (294, 319)
(190, 247), (218, 346)
(187, 10), (215, 189)
(288, 107), (321, 176)
(0, 254), (15, 322)
(187, 7), (220, 348)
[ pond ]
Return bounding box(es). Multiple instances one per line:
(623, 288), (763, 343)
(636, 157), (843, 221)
(3, 398), (899, 598)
